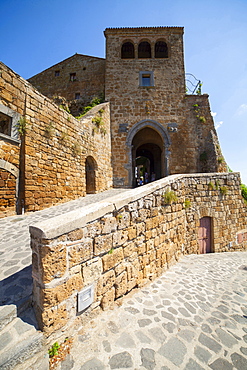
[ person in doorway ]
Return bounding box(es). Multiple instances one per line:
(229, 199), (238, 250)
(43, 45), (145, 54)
(144, 172), (149, 184)
(151, 172), (156, 182)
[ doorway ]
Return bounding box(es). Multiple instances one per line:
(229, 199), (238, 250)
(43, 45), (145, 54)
(132, 127), (163, 187)
(85, 156), (97, 194)
(198, 217), (212, 254)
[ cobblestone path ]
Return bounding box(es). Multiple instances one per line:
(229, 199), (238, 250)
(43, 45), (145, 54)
(61, 252), (247, 370)
(0, 189), (129, 308)
(0, 190), (247, 369)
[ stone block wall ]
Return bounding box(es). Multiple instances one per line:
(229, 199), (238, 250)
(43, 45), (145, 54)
(170, 94), (228, 175)
(28, 54), (105, 116)
(104, 27), (227, 187)
(30, 172), (247, 338)
(0, 62), (112, 216)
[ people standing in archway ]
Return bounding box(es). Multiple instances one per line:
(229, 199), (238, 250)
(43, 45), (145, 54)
(151, 172), (156, 182)
(144, 171), (149, 184)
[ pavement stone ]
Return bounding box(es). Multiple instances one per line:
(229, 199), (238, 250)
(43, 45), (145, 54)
(0, 189), (128, 312)
(0, 189), (247, 369)
(59, 251), (247, 370)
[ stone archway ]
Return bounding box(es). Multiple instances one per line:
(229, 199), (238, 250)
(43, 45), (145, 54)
(85, 156), (97, 194)
(126, 120), (170, 187)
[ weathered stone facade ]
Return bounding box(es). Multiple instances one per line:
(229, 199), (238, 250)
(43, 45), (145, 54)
(30, 173), (247, 338)
(0, 26), (230, 217)
(0, 62), (112, 217)
(104, 27), (227, 187)
(28, 54), (105, 117)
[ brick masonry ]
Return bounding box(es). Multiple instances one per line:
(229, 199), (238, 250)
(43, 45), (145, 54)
(29, 172), (247, 338)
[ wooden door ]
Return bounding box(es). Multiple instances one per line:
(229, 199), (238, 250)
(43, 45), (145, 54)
(198, 217), (211, 254)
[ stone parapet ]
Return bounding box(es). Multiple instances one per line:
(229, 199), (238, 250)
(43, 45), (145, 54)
(29, 172), (247, 338)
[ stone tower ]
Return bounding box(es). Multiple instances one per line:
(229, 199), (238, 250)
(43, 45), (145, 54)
(104, 26), (225, 188)
(104, 26), (186, 187)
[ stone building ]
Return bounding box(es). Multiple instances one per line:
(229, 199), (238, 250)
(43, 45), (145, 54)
(28, 54), (105, 117)
(0, 26), (228, 218)
(29, 27), (227, 188)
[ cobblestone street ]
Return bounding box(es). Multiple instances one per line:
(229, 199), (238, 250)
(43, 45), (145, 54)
(0, 191), (247, 369)
(63, 252), (247, 370)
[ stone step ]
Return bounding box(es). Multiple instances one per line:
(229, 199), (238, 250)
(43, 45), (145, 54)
(0, 316), (47, 369)
(0, 305), (17, 331)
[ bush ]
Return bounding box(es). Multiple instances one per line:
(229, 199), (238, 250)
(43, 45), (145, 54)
(162, 190), (178, 205)
(241, 183), (247, 203)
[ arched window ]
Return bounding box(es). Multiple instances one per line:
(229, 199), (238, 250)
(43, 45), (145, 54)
(138, 41), (151, 58)
(155, 41), (168, 58)
(121, 42), (135, 59)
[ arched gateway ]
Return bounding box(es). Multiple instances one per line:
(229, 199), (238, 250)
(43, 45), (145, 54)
(126, 120), (171, 187)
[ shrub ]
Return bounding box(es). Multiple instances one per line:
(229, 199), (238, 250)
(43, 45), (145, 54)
(16, 116), (28, 136)
(241, 183), (247, 203)
(199, 116), (206, 123)
(184, 199), (191, 209)
(220, 186), (228, 196)
(208, 181), (214, 190)
(162, 190), (178, 205)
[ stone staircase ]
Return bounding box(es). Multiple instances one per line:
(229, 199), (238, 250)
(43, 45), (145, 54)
(0, 304), (49, 370)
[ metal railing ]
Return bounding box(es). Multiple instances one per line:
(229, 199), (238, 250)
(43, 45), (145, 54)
(185, 73), (202, 95)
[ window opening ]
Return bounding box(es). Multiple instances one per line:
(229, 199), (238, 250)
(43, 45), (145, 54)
(55, 70), (60, 76)
(0, 112), (12, 136)
(70, 73), (76, 81)
(138, 41), (151, 58)
(155, 41), (168, 58)
(121, 42), (135, 59)
(139, 71), (154, 87)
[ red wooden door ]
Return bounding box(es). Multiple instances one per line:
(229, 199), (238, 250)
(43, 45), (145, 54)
(198, 217), (211, 254)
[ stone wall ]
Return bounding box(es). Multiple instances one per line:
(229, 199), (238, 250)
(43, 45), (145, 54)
(29, 172), (247, 338)
(28, 54), (105, 116)
(104, 27), (227, 187)
(0, 62), (112, 216)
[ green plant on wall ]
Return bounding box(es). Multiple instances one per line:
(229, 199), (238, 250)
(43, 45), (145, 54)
(60, 130), (69, 144)
(208, 181), (215, 190)
(196, 82), (203, 95)
(71, 142), (81, 156)
(199, 116), (206, 123)
(218, 157), (224, 164)
(48, 342), (60, 358)
(241, 183), (247, 204)
(59, 104), (70, 114)
(162, 190), (178, 205)
(193, 103), (206, 123)
(92, 109), (106, 135)
(16, 116), (28, 136)
(45, 122), (55, 138)
(220, 186), (228, 196)
(76, 95), (105, 118)
(184, 198), (191, 209)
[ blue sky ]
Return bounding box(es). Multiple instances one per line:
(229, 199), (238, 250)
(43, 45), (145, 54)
(1, 0), (247, 184)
